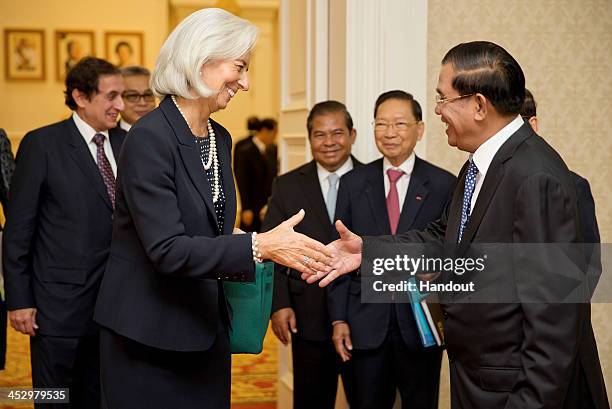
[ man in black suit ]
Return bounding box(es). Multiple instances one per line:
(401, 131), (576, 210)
(0, 127), (15, 371)
(521, 88), (600, 246)
(263, 101), (362, 409)
(309, 41), (608, 409)
(328, 91), (456, 409)
(3, 57), (126, 408)
(235, 118), (278, 232)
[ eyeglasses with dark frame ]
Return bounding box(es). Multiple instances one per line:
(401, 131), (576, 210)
(122, 91), (155, 103)
(372, 120), (420, 133)
(435, 93), (475, 105)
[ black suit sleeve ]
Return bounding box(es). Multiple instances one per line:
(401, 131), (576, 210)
(574, 176), (601, 297)
(327, 175), (352, 322)
(118, 126), (254, 279)
(506, 173), (584, 409)
(2, 132), (46, 310)
(261, 177), (290, 312)
(574, 176), (600, 244)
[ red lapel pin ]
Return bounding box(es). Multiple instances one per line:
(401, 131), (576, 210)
(416, 195), (422, 201)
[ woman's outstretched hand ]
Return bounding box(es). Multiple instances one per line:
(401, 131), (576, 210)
(257, 209), (332, 276)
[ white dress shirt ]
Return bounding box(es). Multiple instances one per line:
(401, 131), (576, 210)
(119, 119), (132, 132)
(252, 136), (266, 154)
(72, 112), (118, 177)
(469, 115), (524, 212)
(383, 152), (416, 211)
(317, 157), (354, 198)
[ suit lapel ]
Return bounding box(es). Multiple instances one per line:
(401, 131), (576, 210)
(457, 124), (532, 249)
(458, 163), (505, 249)
(365, 159), (391, 235)
(160, 97), (218, 226)
(248, 138), (265, 162)
(109, 127), (125, 160)
(65, 118), (113, 211)
(214, 120), (236, 235)
(397, 157), (429, 232)
(300, 161), (333, 240)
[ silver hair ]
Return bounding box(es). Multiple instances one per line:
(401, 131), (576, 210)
(151, 8), (258, 99)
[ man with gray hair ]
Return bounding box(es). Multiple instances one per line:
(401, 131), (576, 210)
(119, 66), (155, 131)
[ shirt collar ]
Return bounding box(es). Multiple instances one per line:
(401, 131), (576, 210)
(119, 119), (132, 132)
(383, 152), (416, 177)
(471, 115), (523, 177)
(316, 156), (354, 184)
(72, 111), (109, 143)
(252, 136), (266, 154)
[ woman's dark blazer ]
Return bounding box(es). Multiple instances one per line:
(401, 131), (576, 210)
(94, 97), (255, 352)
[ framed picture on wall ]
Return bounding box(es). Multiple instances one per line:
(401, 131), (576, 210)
(55, 30), (95, 81)
(4, 29), (46, 81)
(104, 31), (144, 68)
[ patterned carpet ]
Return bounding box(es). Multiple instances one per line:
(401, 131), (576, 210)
(0, 322), (277, 409)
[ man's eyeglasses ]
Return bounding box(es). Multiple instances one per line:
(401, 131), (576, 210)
(122, 91), (155, 103)
(372, 120), (420, 133)
(435, 93), (475, 105)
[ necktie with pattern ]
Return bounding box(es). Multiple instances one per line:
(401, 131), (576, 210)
(326, 173), (339, 223)
(386, 168), (404, 234)
(458, 160), (479, 242)
(92, 133), (116, 208)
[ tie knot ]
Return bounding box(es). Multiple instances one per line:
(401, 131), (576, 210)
(328, 173), (339, 187)
(92, 133), (106, 147)
(387, 168), (404, 183)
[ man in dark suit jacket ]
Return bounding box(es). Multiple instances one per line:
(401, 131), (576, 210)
(234, 118), (278, 232)
(329, 91), (456, 409)
(3, 57), (126, 408)
(0, 127), (15, 371)
(263, 101), (362, 409)
(310, 41), (608, 409)
(521, 88), (601, 246)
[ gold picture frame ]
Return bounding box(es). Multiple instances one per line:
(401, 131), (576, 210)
(4, 28), (46, 81)
(55, 30), (96, 81)
(104, 31), (144, 68)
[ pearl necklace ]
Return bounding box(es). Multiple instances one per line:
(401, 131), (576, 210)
(171, 95), (221, 203)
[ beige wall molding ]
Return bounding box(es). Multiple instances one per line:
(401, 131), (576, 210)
(345, 0), (429, 163)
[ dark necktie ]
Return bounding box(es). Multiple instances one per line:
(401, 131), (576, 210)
(458, 160), (479, 242)
(386, 168), (404, 234)
(92, 133), (116, 208)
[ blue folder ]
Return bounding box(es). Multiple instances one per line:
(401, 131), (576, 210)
(407, 277), (437, 347)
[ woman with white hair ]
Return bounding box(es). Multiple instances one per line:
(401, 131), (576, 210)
(94, 8), (329, 408)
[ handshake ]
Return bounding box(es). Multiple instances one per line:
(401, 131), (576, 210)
(257, 209), (363, 287)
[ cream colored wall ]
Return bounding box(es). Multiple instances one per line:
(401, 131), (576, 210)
(427, 0), (612, 403)
(0, 0), (169, 147)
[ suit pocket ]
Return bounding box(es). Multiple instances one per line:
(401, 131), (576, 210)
(478, 366), (521, 392)
(288, 277), (305, 294)
(43, 267), (88, 285)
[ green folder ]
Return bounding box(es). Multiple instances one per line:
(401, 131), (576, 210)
(223, 261), (274, 354)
